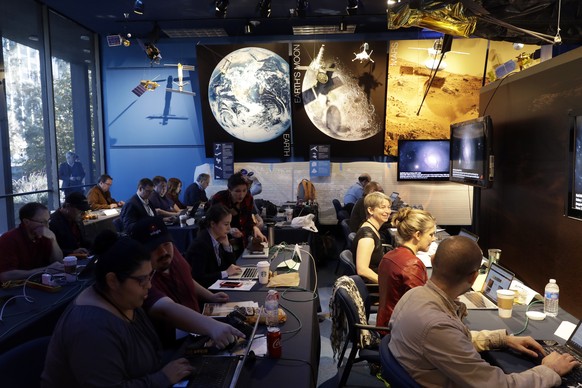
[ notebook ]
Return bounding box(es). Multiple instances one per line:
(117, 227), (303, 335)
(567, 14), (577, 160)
(486, 321), (582, 386)
(227, 266), (258, 280)
(458, 228), (479, 242)
(458, 263), (514, 309)
(181, 310), (261, 388)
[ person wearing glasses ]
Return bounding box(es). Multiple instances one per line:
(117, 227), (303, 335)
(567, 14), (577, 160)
(131, 217), (244, 349)
(119, 178), (158, 234)
(42, 236), (194, 387)
(0, 202), (64, 282)
(86, 174), (124, 210)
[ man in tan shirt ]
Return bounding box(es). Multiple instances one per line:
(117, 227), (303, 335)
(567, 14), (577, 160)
(87, 174), (124, 210)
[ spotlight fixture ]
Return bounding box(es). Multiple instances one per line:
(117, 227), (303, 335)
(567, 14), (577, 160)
(346, 0), (358, 15)
(295, 0), (308, 17)
(215, 0), (229, 18)
(133, 0), (144, 15)
(257, 0), (271, 18)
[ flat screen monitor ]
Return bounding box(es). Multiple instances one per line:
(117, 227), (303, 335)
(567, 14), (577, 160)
(397, 139), (450, 181)
(566, 114), (582, 220)
(449, 116), (493, 188)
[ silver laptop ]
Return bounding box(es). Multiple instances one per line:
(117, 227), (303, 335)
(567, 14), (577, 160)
(184, 310), (261, 388)
(227, 266), (259, 280)
(458, 263), (514, 309)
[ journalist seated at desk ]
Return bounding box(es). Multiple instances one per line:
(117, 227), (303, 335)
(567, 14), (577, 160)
(86, 174), (124, 210)
(352, 192), (392, 283)
(184, 173), (210, 207)
(119, 178), (158, 234)
(149, 175), (181, 218)
(41, 237), (193, 387)
(186, 204), (241, 288)
(0, 202), (63, 282)
(49, 192), (92, 256)
(377, 207), (435, 328)
(388, 235), (579, 387)
(131, 217), (244, 349)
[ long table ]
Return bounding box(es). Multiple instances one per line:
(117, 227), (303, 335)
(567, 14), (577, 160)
(222, 243), (320, 387)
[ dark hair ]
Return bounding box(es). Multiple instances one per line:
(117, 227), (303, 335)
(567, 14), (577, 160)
(202, 204), (231, 228)
(94, 237), (150, 289)
(196, 173), (210, 183)
(432, 236), (482, 285)
(152, 176), (167, 186)
(167, 177), (182, 195)
(227, 172), (247, 190)
(363, 181), (383, 196)
(92, 229), (120, 256)
(19, 202), (48, 222)
(137, 178), (154, 189)
(98, 174), (113, 184)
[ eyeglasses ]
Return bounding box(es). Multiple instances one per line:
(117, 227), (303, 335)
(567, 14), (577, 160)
(28, 218), (49, 226)
(127, 270), (156, 287)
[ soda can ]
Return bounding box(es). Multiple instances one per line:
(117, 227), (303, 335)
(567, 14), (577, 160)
(267, 326), (282, 358)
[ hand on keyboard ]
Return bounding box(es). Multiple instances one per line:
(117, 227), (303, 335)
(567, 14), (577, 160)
(542, 351), (581, 376)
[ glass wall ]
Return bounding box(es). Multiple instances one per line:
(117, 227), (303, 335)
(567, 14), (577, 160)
(0, 0), (102, 233)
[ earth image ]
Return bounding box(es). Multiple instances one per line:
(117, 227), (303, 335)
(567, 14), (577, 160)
(208, 47), (291, 143)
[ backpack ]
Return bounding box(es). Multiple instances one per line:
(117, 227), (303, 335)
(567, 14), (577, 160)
(297, 179), (316, 201)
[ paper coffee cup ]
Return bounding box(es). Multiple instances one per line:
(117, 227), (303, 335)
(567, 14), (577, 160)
(496, 289), (515, 318)
(257, 260), (270, 285)
(285, 208), (293, 222)
(63, 256), (77, 282)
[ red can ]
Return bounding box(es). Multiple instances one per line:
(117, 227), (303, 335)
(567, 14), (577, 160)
(267, 326), (282, 358)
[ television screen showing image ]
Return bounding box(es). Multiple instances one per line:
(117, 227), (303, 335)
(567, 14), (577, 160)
(449, 116), (493, 188)
(397, 139), (450, 181)
(566, 115), (582, 220)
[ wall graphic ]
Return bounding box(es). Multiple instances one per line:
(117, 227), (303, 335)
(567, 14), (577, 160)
(292, 41), (387, 159)
(197, 44), (291, 159)
(385, 38), (488, 156)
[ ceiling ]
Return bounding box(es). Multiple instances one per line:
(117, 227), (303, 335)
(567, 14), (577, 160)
(37, 0), (582, 45)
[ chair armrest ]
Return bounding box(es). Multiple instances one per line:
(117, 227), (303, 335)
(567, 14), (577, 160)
(355, 323), (390, 332)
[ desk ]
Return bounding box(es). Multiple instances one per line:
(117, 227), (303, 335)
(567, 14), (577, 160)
(167, 224), (199, 254)
(221, 244), (319, 387)
(82, 210), (120, 244)
(0, 279), (90, 353)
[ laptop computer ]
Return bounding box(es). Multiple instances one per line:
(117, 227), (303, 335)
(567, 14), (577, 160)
(458, 228), (479, 242)
(458, 263), (514, 309)
(241, 245), (269, 259)
(227, 266), (259, 280)
(181, 310), (261, 388)
(485, 321), (582, 386)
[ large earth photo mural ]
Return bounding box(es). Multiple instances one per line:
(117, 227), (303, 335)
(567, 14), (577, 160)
(291, 41), (387, 159)
(197, 43), (291, 159)
(384, 38), (488, 156)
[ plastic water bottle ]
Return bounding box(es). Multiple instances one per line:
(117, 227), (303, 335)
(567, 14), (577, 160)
(264, 290), (279, 327)
(544, 279), (559, 317)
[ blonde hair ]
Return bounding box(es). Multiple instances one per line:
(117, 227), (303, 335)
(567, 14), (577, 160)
(364, 192), (391, 217)
(392, 208), (436, 241)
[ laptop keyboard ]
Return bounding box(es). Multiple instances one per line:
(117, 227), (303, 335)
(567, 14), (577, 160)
(239, 267), (257, 279)
(187, 356), (239, 388)
(544, 345), (582, 383)
(464, 291), (487, 308)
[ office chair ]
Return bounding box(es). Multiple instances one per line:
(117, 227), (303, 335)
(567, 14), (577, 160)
(379, 334), (420, 388)
(0, 335), (51, 388)
(338, 249), (356, 276)
(332, 199), (350, 223)
(340, 219), (352, 250)
(333, 275), (388, 387)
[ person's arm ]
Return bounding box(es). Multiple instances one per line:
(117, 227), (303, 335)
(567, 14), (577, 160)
(399, 260), (428, 292)
(87, 188), (110, 210)
(120, 202), (139, 235)
(186, 241), (222, 288)
(148, 297), (244, 348)
(0, 261), (64, 282)
(355, 237), (378, 283)
(38, 227), (63, 263)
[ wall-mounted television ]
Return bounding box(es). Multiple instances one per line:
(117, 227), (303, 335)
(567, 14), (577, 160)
(397, 139), (450, 181)
(449, 116), (494, 188)
(566, 114), (582, 220)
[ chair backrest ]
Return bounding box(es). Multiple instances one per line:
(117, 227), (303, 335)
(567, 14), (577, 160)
(339, 249), (356, 276)
(379, 334), (420, 388)
(340, 219), (351, 242)
(349, 275), (372, 317)
(335, 281), (368, 345)
(0, 336), (51, 388)
(332, 199), (343, 215)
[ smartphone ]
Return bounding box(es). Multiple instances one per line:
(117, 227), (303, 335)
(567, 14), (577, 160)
(220, 281), (242, 288)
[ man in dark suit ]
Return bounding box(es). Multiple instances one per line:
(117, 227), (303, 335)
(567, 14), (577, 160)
(183, 173), (209, 206)
(119, 178), (156, 234)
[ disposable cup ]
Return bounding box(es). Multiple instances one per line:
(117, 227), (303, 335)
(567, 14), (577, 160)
(497, 289), (515, 318)
(257, 261), (270, 285)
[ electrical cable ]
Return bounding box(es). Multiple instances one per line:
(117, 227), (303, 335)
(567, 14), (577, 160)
(512, 300), (544, 336)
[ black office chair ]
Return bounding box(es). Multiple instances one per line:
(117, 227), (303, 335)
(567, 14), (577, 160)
(338, 249), (356, 276)
(332, 275), (388, 387)
(340, 219), (352, 250)
(379, 334), (420, 388)
(0, 335), (51, 388)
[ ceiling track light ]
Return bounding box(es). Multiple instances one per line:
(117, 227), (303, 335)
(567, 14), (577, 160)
(257, 0), (271, 18)
(133, 0), (144, 15)
(215, 0), (229, 18)
(346, 0), (358, 15)
(295, 0), (308, 17)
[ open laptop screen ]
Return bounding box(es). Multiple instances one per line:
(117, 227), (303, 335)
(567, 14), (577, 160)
(458, 228), (479, 242)
(481, 263), (514, 303)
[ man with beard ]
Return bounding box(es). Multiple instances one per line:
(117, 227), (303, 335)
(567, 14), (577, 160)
(131, 217), (243, 349)
(49, 192), (92, 256)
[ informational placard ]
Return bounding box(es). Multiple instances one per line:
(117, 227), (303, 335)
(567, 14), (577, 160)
(213, 142), (234, 180)
(309, 144), (330, 177)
